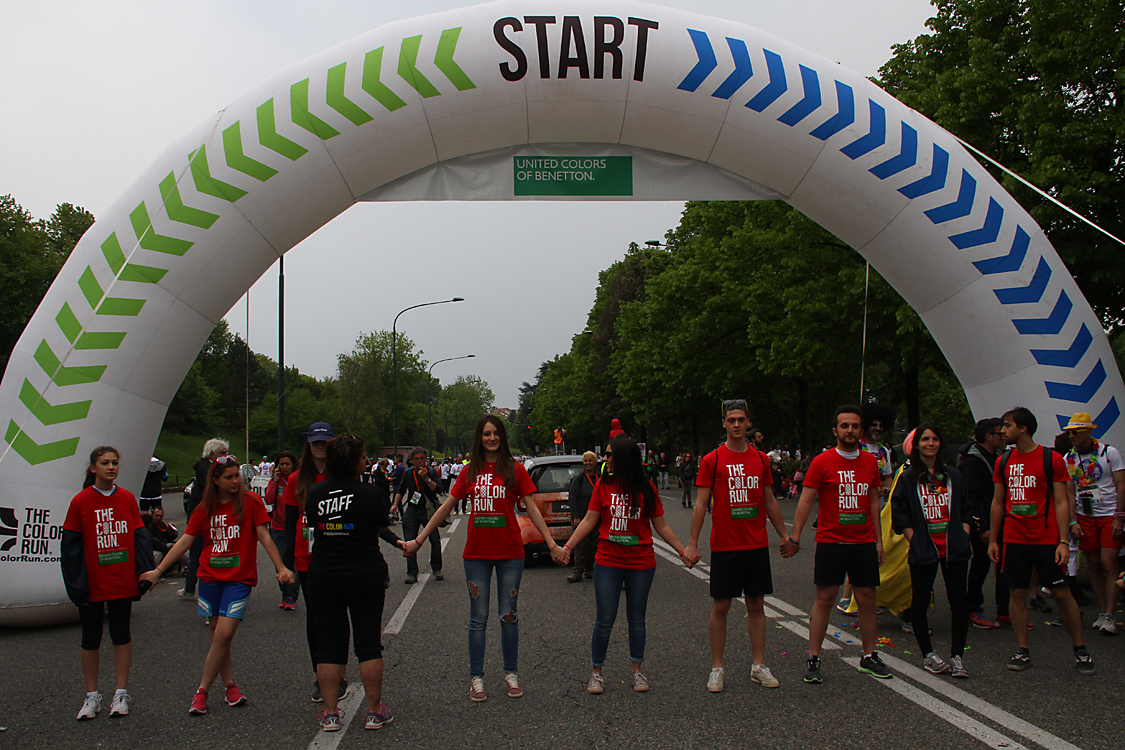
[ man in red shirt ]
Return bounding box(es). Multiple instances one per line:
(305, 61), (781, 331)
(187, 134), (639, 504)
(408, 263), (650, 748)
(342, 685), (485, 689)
(785, 406), (888, 682)
(684, 399), (791, 693)
(987, 407), (1094, 674)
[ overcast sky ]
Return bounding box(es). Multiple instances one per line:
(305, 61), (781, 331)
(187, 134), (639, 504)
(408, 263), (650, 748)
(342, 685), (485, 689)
(1, 0), (936, 407)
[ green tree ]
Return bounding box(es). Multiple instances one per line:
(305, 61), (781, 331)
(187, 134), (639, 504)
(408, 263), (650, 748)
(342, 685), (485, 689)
(336, 329), (428, 449)
(436, 375), (496, 455)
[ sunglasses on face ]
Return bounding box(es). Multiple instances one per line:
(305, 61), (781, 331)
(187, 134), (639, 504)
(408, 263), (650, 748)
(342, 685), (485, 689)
(1065, 429), (1090, 436)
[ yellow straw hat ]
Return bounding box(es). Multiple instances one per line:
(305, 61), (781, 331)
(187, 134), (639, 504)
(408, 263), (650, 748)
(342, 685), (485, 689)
(1064, 412), (1096, 431)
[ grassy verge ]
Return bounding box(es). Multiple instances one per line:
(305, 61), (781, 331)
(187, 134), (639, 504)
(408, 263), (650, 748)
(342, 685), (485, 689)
(155, 431), (255, 483)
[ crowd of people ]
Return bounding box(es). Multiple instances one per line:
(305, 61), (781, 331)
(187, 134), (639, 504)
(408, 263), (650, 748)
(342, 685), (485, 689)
(58, 401), (1123, 730)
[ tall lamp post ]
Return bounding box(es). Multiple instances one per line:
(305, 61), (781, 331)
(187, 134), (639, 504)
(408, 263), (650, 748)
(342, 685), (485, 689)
(428, 354), (475, 454)
(393, 297), (464, 463)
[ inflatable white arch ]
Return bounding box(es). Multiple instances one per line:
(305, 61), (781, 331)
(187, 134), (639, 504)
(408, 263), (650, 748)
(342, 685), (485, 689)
(2, 0), (1121, 625)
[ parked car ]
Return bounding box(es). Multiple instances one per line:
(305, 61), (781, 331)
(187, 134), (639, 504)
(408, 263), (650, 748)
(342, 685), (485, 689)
(518, 455), (586, 559)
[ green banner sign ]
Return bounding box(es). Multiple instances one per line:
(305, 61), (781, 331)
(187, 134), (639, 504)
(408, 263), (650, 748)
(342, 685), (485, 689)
(513, 156), (633, 196)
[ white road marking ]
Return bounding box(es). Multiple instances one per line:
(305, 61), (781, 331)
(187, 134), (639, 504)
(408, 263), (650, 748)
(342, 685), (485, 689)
(448, 518), (461, 535)
(776, 620), (840, 650)
(877, 653), (1083, 750)
(764, 596), (807, 617)
(384, 536), (450, 635)
(841, 657), (1030, 750)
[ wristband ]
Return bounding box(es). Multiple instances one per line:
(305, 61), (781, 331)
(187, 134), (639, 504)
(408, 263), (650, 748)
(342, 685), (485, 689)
(787, 537), (800, 546)
(1058, 541), (1069, 546)
(1115, 511), (1125, 520)
(563, 545), (571, 553)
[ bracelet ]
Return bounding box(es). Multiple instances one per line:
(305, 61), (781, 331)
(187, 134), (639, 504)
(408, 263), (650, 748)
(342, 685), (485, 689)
(787, 537), (800, 546)
(1115, 511), (1125, 520)
(1058, 541), (1069, 545)
(563, 545), (571, 553)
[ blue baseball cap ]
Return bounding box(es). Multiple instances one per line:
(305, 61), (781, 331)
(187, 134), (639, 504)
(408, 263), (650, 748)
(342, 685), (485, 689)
(306, 422), (334, 442)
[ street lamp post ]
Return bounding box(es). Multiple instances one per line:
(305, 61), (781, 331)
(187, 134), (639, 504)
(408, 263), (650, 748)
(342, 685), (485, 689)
(428, 354), (475, 454)
(393, 297), (463, 463)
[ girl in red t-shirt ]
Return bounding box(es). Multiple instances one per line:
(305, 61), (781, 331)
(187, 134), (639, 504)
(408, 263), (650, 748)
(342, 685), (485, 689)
(141, 455), (293, 716)
(406, 415), (564, 702)
(564, 436), (693, 695)
(62, 446), (155, 720)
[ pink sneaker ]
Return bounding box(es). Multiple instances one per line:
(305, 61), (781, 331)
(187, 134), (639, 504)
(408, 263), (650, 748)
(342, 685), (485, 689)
(188, 688), (208, 715)
(224, 682), (248, 707)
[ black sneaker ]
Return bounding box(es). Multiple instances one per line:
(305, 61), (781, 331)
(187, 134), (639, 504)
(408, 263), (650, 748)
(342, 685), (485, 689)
(339, 678), (350, 700)
(1074, 650), (1096, 675)
(803, 656), (822, 684)
(1028, 596), (1052, 614)
(1007, 651), (1031, 671)
(311, 680), (323, 703)
(859, 652), (893, 679)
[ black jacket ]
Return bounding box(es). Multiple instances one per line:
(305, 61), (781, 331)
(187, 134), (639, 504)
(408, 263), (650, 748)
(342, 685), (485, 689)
(184, 457), (211, 516)
(957, 443), (997, 534)
(568, 470), (599, 523)
(891, 464), (974, 566)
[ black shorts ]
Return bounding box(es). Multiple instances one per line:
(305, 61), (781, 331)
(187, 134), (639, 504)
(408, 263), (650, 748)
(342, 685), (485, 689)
(814, 542), (879, 588)
(1001, 543), (1067, 590)
(78, 599), (132, 650)
(307, 569), (386, 664)
(710, 548), (773, 599)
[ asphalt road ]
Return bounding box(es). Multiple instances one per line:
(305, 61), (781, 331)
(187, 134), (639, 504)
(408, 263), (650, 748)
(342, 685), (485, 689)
(1, 489), (1121, 749)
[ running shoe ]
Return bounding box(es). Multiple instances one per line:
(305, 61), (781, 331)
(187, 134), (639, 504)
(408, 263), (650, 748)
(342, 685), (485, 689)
(224, 682), (247, 707)
(504, 672), (523, 698)
(859, 652), (893, 679)
(803, 656), (822, 684)
(901, 620), (914, 634)
(949, 655), (969, 678)
(189, 688), (208, 715)
(1028, 595), (1052, 614)
(404, 575), (417, 585)
(176, 588), (196, 601)
(1075, 649), (1096, 675)
(312, 680), (323, 703)
(278, 598), (287, 609)
(836, 598), (852, 615)
(469, 676), (486, 702)
(707, 668), (724, 693)
(109, 691), (130, 717)
(587, 671), (605, 694)
(923, 652), (950, 674)
(1007, 651), (1031, 671)
(319, 711), (341, 732)
(969, 612), (998, 629)
(76, 693), (101, 720)
(338, 679), (350, 701)
(283, 598), (296, 611)
(1101, 615), (1117, 635)
(996, 614), (1012, 627)
(433, 570), (444, 581)
(751, 664), (779, 688)
(631, 671), (650, 692)
(365, 703), (393, 730)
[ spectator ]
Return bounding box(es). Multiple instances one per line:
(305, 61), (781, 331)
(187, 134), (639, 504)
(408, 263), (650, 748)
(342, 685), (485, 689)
(139, 456), (167, 512)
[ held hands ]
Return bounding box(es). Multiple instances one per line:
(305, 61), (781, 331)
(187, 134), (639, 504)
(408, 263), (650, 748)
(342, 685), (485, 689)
(277, 568), (295, 586)
(779, 538), (801, 558)
(680, 545), (701, 568)
(402, 539), (421, 558)
(1071, 523), (1084, 540)
(550, 544), (569, 566)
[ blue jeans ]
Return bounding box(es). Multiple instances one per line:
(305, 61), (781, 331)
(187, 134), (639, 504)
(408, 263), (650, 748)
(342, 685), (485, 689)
(464, 558), (524, 676)
(403, 507), (441, 578)
(270, 528), (300, 601)
(591, 563), (655, 667)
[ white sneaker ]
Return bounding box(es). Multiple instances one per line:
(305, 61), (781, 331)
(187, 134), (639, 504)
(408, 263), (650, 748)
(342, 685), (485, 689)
(469, 676), (486, 702)
(707, 668), (724, 693)
(109, 692), (130, 717)
(587, 671), (605, 694)
(751, 664), (779, 688)
(923, 652), (950, 674)
(176, 589), (196, 601)
(76, 693), (101, 720)
(1100, 613), (1117, 635)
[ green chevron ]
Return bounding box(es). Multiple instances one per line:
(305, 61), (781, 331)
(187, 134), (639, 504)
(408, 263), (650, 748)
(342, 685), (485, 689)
(100, 234), (168, 284)
(159, 173), (220, 228)
(78, 267), (145, 316)
(327, 62), (374, 126)
(257, 99), (308, 161)
(362, 47), (407, 111)
(222, 122), (278, 182)
(435, 27), (475, 91)
(19, 379), (91, 426)
(130, 202), (193, 257)
(189, 144), (248, 202)
(5, 421), (80, 465)
(291, 79), (339, 140)
(56, 304), (81, 343)
(398, 35), (440, 97)
(75, 331), (126, 350)
(34, 341), (105, 385)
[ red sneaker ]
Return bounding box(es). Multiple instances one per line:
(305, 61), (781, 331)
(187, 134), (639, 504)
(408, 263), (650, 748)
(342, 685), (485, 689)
(189, 688), (208, 715)
(224, 682), (248, 707)
(969, 612), (998, 629)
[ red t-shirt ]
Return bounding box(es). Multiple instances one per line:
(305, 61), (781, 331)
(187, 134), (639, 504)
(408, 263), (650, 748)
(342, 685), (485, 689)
(63, 486), (143, 602)
(993, 447), (1068, 545)
(186, 492), (270, 585)
(588, 477), (664, 570)
(803, 449), (882, 544)
(696, 444), (773, 551)
(282, 473), (325, 571)
(919, 477), (952, 558)
(451, 462), (537, 560)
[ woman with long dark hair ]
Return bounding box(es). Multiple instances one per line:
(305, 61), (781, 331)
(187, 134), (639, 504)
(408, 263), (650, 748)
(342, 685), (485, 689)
(406, 415), (564, 702)
(890, 423), (975, 677)
(564, 435), (694, 694)
(266, 450), (298, 609)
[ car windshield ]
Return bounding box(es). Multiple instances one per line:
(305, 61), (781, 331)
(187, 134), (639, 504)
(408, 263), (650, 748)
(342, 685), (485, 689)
(530, 464), (584, 493)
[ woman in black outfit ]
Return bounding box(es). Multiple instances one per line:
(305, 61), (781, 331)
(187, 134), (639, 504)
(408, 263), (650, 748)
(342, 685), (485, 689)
(566, 451), (601, 582)
(680, 452), (697, 508)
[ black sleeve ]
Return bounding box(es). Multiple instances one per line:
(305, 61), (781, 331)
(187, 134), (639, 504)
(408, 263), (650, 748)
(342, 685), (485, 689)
(568, 474), (583, 518)
(890, 476), (912, 536)
(284, 504), (299, 560)
(60, 530), (89, 605)
(953, 468), (976, 533)
(380, 528), (402, 547)
(134, 526), (156, 577)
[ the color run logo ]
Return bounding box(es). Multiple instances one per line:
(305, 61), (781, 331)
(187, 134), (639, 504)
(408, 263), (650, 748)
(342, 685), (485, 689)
(0, 506), (62, 561)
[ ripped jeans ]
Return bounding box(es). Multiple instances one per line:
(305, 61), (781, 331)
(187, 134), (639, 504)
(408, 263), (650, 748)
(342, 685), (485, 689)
(464, 558), (524, 676)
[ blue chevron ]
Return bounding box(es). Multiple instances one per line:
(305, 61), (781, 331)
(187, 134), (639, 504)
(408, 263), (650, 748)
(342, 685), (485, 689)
(1032, 324), (1093, 368)
(995, 257), (1051, 305)
(678, 29), (717, 92)
(1045, 360), (1107, 403)
(924, 170), (977, 223)
(1013, 290), (1071, 335)
(869, 122), (918, 179)
(745, 49), (787, 112)
(840, 100), (886, 158)
(1055, 398), (1121, 438)
(899, 144), (949, 198)
(973, 226), (1030, 275)
(712, 37), (753, 99)
(777, 65), (821, 126)
(809, 81), (855, 140)
(949, 197), (1003, 249)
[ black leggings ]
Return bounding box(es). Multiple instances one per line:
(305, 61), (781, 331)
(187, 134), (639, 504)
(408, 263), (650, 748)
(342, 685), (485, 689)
(909, 559), (969, 657)
(308, 570), (386, 664)
(298, 570), (318, 672)
(79, 599), (132, 650)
